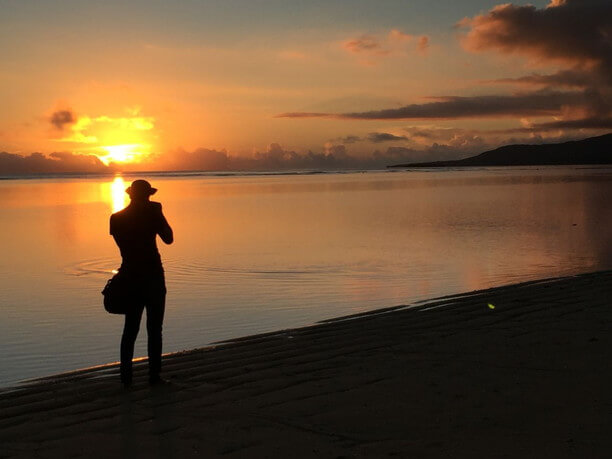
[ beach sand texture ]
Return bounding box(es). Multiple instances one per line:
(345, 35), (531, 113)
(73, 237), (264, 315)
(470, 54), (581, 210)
(1, 270), (611, 458)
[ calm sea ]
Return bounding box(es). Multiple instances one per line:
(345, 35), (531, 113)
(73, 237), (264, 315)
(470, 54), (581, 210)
(1, 167), (611, 387)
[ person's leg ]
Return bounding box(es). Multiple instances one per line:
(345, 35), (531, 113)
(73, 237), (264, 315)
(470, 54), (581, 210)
(145, 285), (166, 382)
(120, 303), (145, 385)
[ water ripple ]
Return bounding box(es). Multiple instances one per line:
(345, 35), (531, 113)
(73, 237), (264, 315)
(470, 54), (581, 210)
(64, 258), (118, 277)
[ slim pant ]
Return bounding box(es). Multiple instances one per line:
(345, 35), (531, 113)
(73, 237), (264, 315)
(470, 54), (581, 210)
(120, 277), (166, 383)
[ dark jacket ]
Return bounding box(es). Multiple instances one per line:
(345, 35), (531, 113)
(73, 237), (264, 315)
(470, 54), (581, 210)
(110, 200), (173, 276)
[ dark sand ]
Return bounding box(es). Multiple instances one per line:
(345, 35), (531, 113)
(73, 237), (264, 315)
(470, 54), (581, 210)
(1, 271), (611, 458)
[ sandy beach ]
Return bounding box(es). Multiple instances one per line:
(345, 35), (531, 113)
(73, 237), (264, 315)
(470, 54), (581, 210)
(1, 270), (611, 458)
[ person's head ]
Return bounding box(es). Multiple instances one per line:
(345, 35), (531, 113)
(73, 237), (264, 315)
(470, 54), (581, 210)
(126, 179), (157, 202)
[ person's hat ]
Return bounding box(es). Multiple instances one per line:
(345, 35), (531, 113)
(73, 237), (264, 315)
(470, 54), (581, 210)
(126, 179), (157, 197)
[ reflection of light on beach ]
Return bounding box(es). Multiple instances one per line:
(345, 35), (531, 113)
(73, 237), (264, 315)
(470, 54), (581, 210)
(110, 176), (127, 212)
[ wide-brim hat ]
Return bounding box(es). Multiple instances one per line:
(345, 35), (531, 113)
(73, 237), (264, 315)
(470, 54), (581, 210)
(126, 179), (157, 196)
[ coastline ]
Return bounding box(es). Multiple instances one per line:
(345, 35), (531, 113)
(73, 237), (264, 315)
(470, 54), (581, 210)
(1, 269), (611, 457)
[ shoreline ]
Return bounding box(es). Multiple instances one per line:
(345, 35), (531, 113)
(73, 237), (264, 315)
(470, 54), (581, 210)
(5, 270), (581, 390)
(2, 269), (611, 457)
(5, 270), (587, 390)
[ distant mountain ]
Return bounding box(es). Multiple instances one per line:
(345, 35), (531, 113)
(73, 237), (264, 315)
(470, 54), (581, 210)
(389, 133), (612, 168)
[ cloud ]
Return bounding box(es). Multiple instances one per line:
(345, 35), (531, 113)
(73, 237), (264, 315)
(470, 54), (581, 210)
(402, 126), (488, 149)
(49, 110), (76, 130)
(459, 0), (612, 73)
(53, 109), (155, 144)
(2, 129), (595, 175)
(343, 35), (387, 55)
(331, 126), (497, 155)
(503, 117), (612, 132)
(0, 151), (110, 175)
(486, 70), (598, 88)
(282, 1), (611, 135)
(367, 132), (408, 142)
(459, 0), (612, 94)
(149, 144), (348, 171)
(388, 29), (413, 43)
(337, 135), (361, 144)
(48, 108), (157, 165)
(342, 30), (431, 63)
(457, 0), (612, 128)
(416, 36), (429, 54)
(138, 141), (480, 172)
(278, 90), (586, 120)
(332, 133), (409, 143)
(235, 143), (466, 170)
(155, 147), (230, 171)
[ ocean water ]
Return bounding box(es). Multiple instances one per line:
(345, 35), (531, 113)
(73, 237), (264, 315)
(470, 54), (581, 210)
(1, 167), (611, 387)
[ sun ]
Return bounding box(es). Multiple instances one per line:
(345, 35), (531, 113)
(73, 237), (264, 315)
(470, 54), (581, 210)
(53, 108), (157, 166)
(99, 143), (151, 165)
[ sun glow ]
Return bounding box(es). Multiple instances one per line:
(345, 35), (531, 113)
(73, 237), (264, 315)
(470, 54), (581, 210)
(99, 143), (151, 165)
(53, 108), (157, 166)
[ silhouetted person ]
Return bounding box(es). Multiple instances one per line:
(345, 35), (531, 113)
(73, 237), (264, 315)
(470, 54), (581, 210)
(110, 179), (173, 387)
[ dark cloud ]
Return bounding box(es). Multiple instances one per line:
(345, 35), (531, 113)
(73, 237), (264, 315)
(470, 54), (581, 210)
(152, 144), (396, 173)
(333, 127), (493, 155)
(151, 144), (349, 171)
(280, 1), (611, 134)
(137, 142), (462, 171)
(487, 70), (598, 89)
(334, 130), (456, 146)
(49, 110), (76, 130)
(156, 148), (230, 171)
(367, 132), (408, 142)
(278, 90), (586, 120)
(0, 151), (109, 175)
(404, 129), (433, 139)
(459, 0), (612, 82)
(402, 127), (489, 150)
(154, 142), (488, 171)
(337, 135), (362, 144)
(459, 0), (612, 130)
(2, 132), (601, 176)
(241, 144), (348, 170)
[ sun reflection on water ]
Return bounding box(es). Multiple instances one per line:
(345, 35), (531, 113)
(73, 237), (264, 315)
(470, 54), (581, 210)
(110, 176), (127, 212)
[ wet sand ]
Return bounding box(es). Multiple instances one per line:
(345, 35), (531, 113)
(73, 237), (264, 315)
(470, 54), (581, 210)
(1, 270), (611, 458)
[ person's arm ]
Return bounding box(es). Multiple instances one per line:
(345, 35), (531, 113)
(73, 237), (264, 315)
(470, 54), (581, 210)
(151, 202), (174, 244)
(109, 214), (120, 247)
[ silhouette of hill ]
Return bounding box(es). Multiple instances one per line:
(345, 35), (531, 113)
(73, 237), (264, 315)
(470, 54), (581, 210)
(389, 133), (612, 168)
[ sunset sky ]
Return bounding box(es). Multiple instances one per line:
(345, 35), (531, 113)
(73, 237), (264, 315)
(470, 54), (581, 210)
(1, 0), (610, 172)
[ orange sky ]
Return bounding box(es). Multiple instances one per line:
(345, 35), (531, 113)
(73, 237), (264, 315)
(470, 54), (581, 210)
(1, 0), (610, 172)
